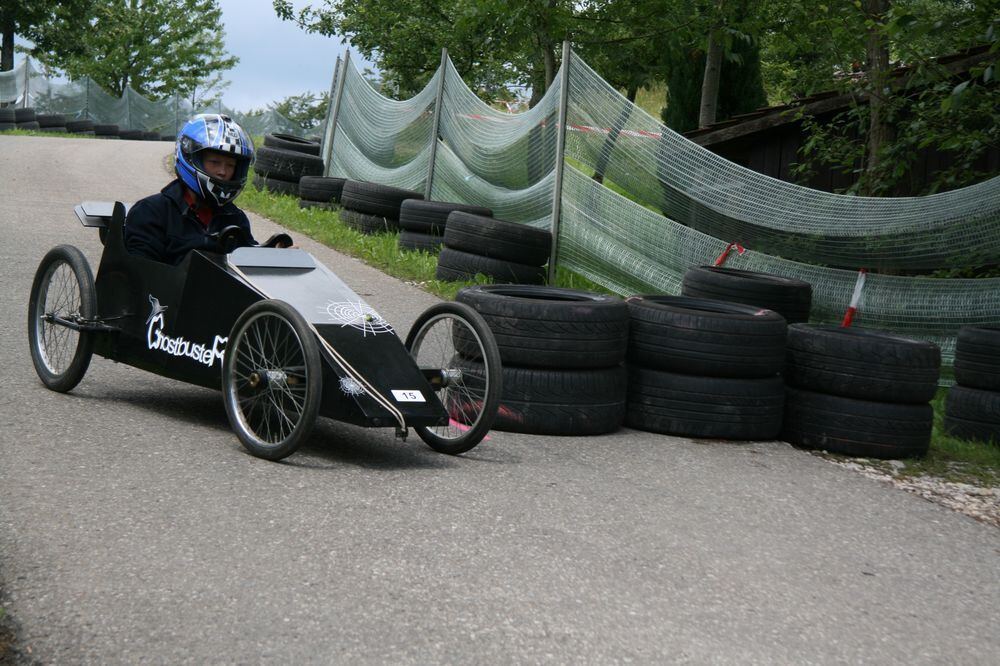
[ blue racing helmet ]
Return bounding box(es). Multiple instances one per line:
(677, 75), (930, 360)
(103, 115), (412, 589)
(175, 114), (254, 207)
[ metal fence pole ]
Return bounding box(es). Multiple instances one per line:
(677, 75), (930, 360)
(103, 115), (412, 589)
(22, 57), (29, 108)
(85, 78), (90, 120)
(319, 54), (341, 149)
(546, 41), (572, 284)
(322, 51), (350, 177)
(423, 48), (449, 200)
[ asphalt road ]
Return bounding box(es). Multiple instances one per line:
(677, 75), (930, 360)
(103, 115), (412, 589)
(1, 135), (998, 664)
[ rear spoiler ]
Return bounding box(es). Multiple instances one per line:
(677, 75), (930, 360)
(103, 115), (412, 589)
(74, 201), (132, 229)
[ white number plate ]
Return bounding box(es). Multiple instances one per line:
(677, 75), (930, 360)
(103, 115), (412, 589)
(391, 390), (425, 403)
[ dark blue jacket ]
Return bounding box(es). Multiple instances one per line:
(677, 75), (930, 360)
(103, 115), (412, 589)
(124, 179), (256, 265)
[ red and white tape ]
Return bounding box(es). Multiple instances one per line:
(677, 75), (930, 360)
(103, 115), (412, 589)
(841, 268), (867, 327)
(713, 242), (746, 267)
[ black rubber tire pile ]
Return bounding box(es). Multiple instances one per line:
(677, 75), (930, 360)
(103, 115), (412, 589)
(436, 213), (552, 285)
(0, 107), (52, 131)
(456, 285), (630, 435)
(398, 200), (493, 253)
(0, 107), (13, 131)
(253, 133), (323, 196)
(93, 124), (119, 139)
(945, 326), (1000, 445)
(338, 180), (424, 234)
(682, 265), (813, 323)
(624, 295), (788, 440)
(782, 325), (941, 459)
(298, 176), (346, 210)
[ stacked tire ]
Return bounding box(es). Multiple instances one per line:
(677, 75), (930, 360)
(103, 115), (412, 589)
(118, 129), (144, 140)
(682, 266), (813, 324)
(253, 132), (323, 196)
(338, 180), (423, 234)
(782, 325), (941, 459)
(66, 119), (95, 135)
(14, 108), (39, 130)
(298, 176), (346, 210)
(455, 285), (630, 435)
(38, 114), (67, 132)
(0, 108), (14, 131)
(93, 124), (119, 139)
(437, 213), (551, 285)
(944, 326), (1000, 445)
(625, 296), (787, 440)
(398, 200), (493, 253)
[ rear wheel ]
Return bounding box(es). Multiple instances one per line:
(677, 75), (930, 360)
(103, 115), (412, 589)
(223, 300), (322, 461)
(405, 302), (502, 454)
(27, 245), (96, 392)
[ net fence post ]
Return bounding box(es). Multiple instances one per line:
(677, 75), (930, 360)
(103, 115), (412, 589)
(424, 48), (448, 200)
(322, 51), (350, 177)
(547, 41), (572, 285)
(85, 78), (90, 120)
(22, 57), (29, 108)
(320, 56), (340, 151)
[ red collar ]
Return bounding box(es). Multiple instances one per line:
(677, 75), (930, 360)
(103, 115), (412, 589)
(182, 188), (214, 227)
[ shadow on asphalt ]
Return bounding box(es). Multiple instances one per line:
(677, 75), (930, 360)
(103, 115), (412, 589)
(64, 383), (521, 471)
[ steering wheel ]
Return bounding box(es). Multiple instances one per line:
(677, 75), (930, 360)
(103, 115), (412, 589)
(212, 225), (250, 253)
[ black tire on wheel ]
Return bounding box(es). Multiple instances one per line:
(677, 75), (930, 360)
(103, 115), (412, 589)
(627, 295), (787, 378)
(444, 212), (552, 266)
(405, 301), (503, 454)
(785, 324), (941, 403)
(782, 386), (932, 459)
(455, 284), (630, 369)
(399, 230), (444, 253)
(399, 200), (494, 235)
(340, 180), (424, 220)
(953, 326), (1000, 391)
(626, 367), (785, 440)
(223, 299), (323, 461)
(435, 247), (546, 285)
(681, 266), (813, 324)
(27, 245), (97, 393)
(299, 176), (346, 203)
(456, 361), (626, 436)
(944, 385), (1000, 445)
(339, 208), (399, 234)
(255, 145), (324, 182)
(263, 132), (321, 155)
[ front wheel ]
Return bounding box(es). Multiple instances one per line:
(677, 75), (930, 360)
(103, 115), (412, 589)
(405, 301), (502, 454)
(223, 299), (322, 461)
(27, 245), (97, 392)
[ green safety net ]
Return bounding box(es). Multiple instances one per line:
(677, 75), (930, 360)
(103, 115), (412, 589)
(0, 58), (302, 136)
(323, 50), (999, 373)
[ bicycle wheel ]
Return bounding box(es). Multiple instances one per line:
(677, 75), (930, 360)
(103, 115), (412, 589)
(405, 301), (502, 454)
(223, 300), (322, 461)
(27, 245), (96, 392)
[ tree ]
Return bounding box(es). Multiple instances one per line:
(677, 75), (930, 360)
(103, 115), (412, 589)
(0, 1), (94, 71)
(271, 91), (330, 130)
(34, 0), (238, 100)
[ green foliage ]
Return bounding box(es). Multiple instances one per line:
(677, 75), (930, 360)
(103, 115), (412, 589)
(767, 0), (999, 195)
(271, 91), (330, 131)
(0, 0), (94, 70)
(34, 0), (238, 100)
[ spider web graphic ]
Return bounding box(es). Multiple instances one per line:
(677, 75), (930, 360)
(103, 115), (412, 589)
(319, 301), (394, 337)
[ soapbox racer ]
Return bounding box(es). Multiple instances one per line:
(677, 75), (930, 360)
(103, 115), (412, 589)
(27, 202), (502, 461)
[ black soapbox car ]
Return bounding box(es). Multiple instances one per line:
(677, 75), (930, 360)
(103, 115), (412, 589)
(27, 202), (502, 460)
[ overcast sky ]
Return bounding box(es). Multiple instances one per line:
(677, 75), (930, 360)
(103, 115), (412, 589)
(214, 0), (355, 111)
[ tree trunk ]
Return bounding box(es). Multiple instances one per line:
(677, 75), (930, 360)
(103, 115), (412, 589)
(698, 31), (723, 128)
(1, 22), (14, 72)
(863, 0), (892, 183)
